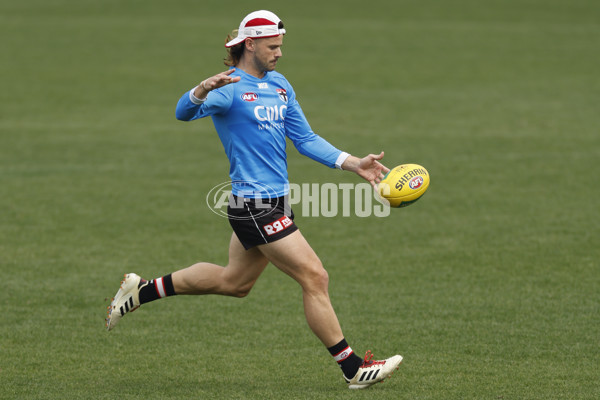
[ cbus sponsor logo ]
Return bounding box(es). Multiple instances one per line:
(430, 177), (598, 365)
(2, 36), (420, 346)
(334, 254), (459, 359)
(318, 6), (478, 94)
(254, 105), (287, 122)
(241, 92), (259, 102)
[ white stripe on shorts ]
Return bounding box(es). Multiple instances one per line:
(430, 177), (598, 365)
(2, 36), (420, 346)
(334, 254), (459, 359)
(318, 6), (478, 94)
(245, 202), (268, 244)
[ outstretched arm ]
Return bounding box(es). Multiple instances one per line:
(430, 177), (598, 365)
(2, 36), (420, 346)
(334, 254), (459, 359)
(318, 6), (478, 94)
(341, 151), (390, 188)
(176, 69), (240, 121)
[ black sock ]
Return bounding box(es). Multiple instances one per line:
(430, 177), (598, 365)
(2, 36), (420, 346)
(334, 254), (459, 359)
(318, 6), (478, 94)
(138, 274), (176, 305)
(328, 338), (363, 379)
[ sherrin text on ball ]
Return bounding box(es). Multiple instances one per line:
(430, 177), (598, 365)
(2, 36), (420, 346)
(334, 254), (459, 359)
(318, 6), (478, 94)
(377, 164), (430, 208)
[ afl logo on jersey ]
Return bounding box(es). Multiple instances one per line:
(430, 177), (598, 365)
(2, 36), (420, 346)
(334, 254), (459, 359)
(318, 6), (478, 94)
(277, 89), (288, 103)
(241, 92), (259, 102)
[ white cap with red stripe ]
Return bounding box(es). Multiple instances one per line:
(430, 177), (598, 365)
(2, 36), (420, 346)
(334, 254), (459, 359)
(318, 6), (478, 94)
(225, 10), (286, 48)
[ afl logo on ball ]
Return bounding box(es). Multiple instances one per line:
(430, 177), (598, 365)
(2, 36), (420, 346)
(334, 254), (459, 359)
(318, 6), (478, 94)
(409, 176), (424, 190)
(241, 92), (259, 102)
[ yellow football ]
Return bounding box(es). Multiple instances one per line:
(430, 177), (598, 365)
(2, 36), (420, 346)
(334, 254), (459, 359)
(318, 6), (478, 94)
(377, 164), (430, 208)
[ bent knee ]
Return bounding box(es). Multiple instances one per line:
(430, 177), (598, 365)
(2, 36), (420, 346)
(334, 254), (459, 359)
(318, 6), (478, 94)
(301, 263), (330, 292)
(314, 266), (330, 287)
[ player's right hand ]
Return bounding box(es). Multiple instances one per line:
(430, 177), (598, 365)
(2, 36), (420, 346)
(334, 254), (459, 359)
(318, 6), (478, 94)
(202, 69), (241, 91)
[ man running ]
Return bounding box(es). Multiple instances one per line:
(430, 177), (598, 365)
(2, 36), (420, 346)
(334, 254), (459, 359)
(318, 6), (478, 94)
(106, 10), (402, 389)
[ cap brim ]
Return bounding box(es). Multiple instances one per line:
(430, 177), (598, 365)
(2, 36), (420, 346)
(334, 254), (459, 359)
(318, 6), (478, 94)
(225, 37), (245, 48)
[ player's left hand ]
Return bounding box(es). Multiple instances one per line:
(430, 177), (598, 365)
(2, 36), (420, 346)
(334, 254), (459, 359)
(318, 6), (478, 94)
(344, 152), (390, 188)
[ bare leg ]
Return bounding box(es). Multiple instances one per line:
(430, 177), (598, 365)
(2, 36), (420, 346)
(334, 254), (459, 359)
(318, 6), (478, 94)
(258, 230), (344, 347)
(172, 233), (269, 297)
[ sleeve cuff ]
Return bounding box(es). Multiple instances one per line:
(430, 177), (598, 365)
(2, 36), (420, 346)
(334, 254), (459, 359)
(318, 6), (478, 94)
(189, 86), (207, 105)
(335, 152), (350, 169)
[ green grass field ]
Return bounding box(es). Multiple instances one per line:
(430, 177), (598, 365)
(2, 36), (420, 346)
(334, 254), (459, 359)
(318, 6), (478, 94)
(2, 0), (599, 398)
